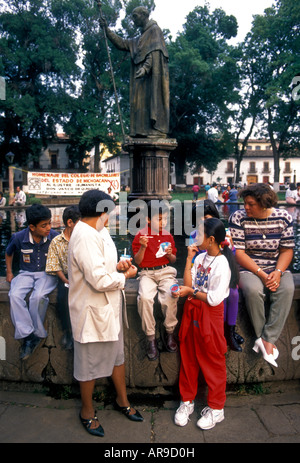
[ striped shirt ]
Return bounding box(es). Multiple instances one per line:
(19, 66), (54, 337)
(229, 208), (294, 273)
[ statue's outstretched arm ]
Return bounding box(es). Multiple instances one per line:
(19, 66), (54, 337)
(99, 17), (129, 51)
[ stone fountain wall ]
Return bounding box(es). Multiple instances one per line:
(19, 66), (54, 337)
(0, 276), (299, 390)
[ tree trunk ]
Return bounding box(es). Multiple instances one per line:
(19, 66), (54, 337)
(234, 116), (256, 184)
(267, 108), (280, 183)
(94, 142), (100, 173)
(175, 152), (187, 185)
(235, 156), (241, 184)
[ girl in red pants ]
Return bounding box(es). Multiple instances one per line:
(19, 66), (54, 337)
(174, 218), (239, 430)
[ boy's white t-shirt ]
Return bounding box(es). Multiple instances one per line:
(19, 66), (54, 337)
(191, 252), (231, 306)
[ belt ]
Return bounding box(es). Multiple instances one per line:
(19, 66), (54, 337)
(142, 264), (168, 271)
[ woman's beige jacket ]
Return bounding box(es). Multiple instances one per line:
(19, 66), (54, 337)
(68, 221), (126, 343)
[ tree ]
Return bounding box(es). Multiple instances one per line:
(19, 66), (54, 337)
(168, 5), (240, 183)
(246, 0), (300, 185)
(64, 1), (125, 172)
(64, 0), (156, 172)
(0, 0), (85, 174)
(229, 40), (266, 184)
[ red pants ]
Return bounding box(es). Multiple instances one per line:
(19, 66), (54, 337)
(178, 298), (227, 410)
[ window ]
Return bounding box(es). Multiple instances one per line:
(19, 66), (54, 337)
(226, 161), (234, 173)
(194, 176), (203, 185)
(49, 150), (58, 169)
(255, 146), (261, 150)
(263, 162), (270, 173)
(249, 162), (256, 173)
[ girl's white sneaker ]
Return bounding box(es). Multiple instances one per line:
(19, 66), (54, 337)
(197, 406), (224, 430)
(174, 401), (194, 426)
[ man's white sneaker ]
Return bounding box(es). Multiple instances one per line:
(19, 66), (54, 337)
(197, 406), (224, 430)
(174, 401), (194, 426)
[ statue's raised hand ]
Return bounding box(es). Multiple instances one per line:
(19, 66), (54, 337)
(99, 16), (108, 29)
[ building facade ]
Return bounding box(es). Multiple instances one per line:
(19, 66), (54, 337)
(100, 152), (130, 189)
(185, 139), (299, 187)
(38, 133), (70, 171)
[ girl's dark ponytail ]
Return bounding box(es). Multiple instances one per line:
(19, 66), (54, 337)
(220, 245), (239, 288)
(204, 218), (239, 288)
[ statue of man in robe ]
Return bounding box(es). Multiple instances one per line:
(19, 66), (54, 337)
(100, 7), (169, 139)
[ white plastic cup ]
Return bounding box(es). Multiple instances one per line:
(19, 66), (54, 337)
(170, 284), (179, 297)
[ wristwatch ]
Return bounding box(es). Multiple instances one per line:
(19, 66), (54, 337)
(193, 288), (199, 297)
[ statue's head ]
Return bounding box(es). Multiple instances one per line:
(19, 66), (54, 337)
(132, 7), (150, 28)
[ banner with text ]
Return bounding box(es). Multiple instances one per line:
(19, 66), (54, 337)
(28, 172), (120, 196)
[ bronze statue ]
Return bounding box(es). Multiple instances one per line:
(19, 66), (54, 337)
(100, 7), (169, 139)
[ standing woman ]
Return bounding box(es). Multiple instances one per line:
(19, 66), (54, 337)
(229, 183), (295, 367)
(68, 190), (143, 437)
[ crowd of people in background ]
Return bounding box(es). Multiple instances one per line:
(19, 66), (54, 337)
(285, 182), (300, 204)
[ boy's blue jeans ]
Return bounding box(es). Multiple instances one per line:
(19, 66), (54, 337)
(9, 271), (58, 339)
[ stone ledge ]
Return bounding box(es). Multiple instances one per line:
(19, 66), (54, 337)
(0, 277), (299, 389)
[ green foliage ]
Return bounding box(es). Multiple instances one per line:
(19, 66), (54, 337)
(243, 0), (300, 180)
(63, 0), (127, 170)
(235, 383), (270, 396)
(168, 4), (239, 181)
(0, 0), (85, 171)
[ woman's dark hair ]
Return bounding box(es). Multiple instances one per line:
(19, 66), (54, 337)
(26, 204), (51, 226)
(289, 183), (296, 191)
(204, 199), (220, 219)
(192, 199), (220, 228)
(79, 189), (115, 218)
(239, 183), (277, 208)
(204, 218), (239, 288)
(62, 205), (81, 226)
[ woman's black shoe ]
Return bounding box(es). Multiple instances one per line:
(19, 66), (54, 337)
(113, 400), (144, 422)
(79, 412), (104, 437)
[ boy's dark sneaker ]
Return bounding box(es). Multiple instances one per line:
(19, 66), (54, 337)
(146, 339), (159, 361)
(20, 333), (41, 360)
(165, 332), (178, 353)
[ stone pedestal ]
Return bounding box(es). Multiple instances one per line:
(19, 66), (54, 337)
(123, 137), (177, 201)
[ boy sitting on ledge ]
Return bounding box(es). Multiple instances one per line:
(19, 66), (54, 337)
(132, 201), (178, 360)
(46, 205), (81, 350)
(5, 204), (58, 360)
